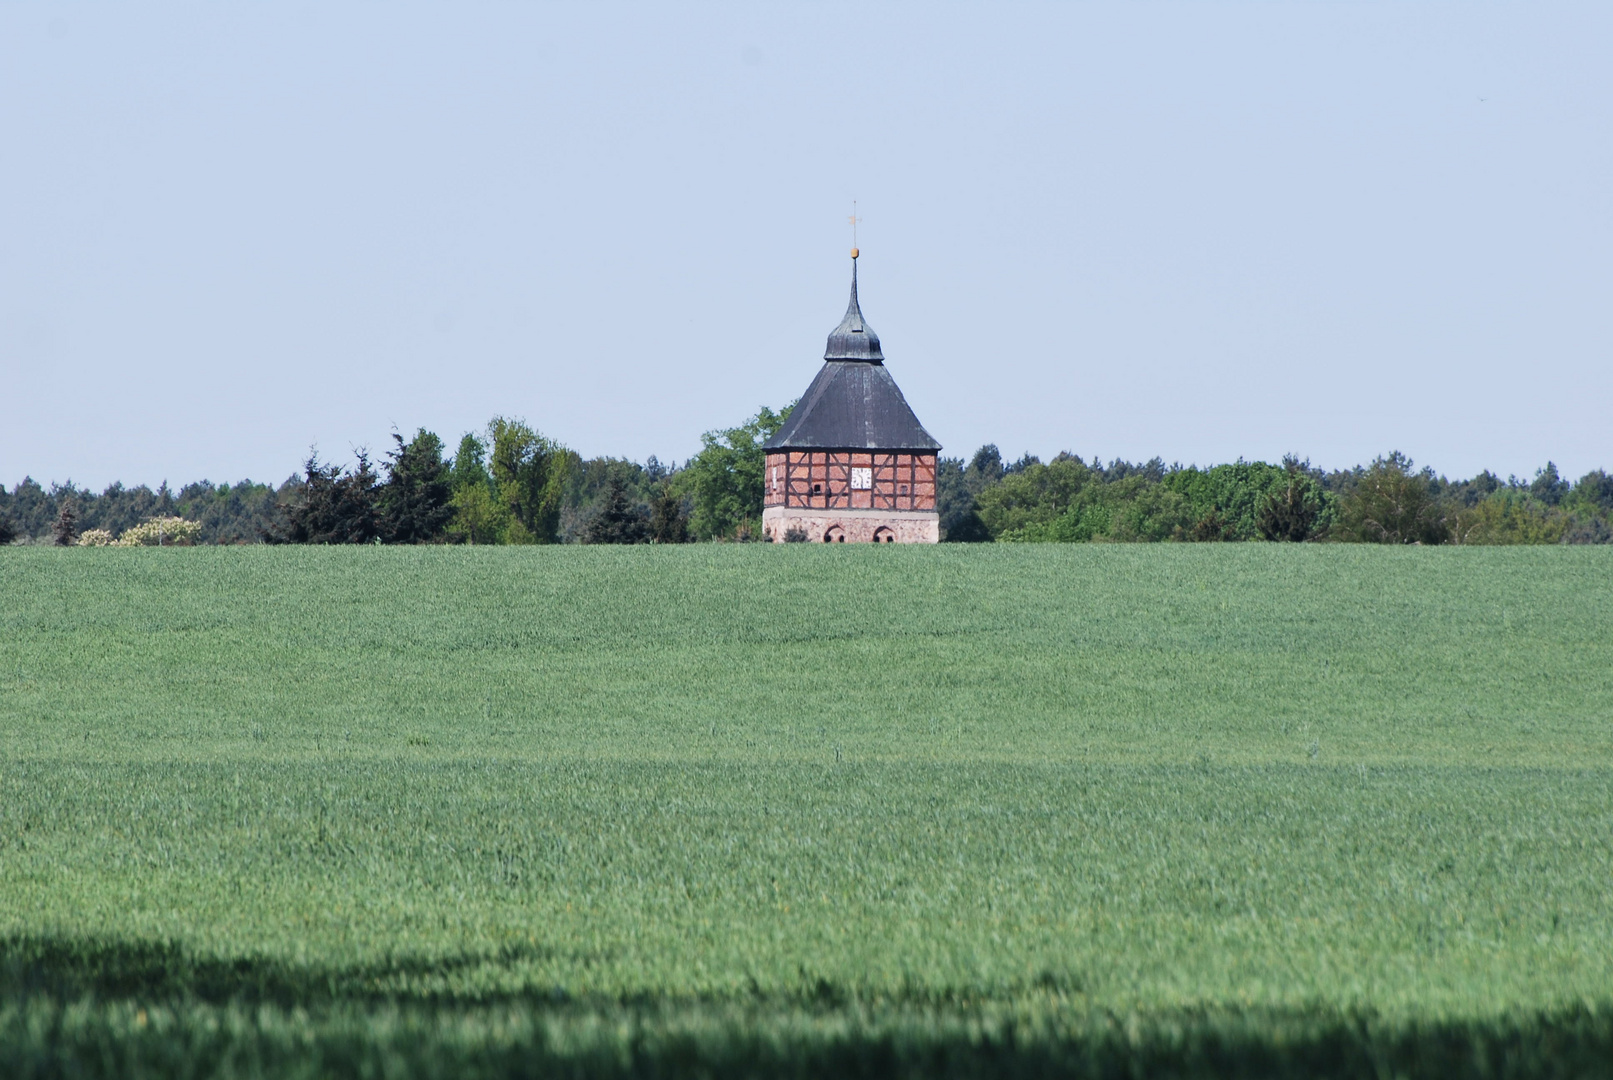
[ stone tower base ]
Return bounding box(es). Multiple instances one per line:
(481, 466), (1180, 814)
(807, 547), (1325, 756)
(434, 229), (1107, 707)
(763, 506), (940, 544)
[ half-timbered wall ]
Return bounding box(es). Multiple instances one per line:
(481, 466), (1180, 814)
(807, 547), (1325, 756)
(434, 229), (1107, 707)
(763, 451), (937, 512)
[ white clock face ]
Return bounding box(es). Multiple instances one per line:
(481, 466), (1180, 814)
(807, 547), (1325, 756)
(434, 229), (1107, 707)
(850, 467), (872, 490)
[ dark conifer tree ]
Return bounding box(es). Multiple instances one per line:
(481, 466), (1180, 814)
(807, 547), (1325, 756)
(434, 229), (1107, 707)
(586, 477), (651, 544)
(329, 451), (383, 543)
(937, 446), (1002, 542)
(1257, 459), (1322, 542)
(968, 445), (1005, 483)
(268, 455), (336, 543)
(648, 484), (689, 544)
(0, 509), (16, 545)
(270, 451), (383, 544)
(1189, 508), (1233, 542)
(53, 500), (78, 546)
(941, 509), (992, 543)
(381, 429), (454, 543)
(1530, 462), (1569, 506)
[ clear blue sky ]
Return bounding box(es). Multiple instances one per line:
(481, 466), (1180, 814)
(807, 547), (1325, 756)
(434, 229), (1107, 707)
(3, 3), (1609, 490)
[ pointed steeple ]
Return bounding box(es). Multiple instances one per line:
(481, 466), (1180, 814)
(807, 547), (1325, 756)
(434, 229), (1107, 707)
(823, 257), (884, 362)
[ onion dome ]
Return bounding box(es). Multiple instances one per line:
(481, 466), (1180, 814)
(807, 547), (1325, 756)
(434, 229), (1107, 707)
(823, 259), (884, 362)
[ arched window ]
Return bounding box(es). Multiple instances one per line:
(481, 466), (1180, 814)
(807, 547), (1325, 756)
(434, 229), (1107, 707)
(824, 525), (845, 543)
(873, 526), (896, 544)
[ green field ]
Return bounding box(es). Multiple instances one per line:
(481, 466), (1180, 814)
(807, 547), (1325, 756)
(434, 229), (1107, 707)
(3, 546), (1612, 1077)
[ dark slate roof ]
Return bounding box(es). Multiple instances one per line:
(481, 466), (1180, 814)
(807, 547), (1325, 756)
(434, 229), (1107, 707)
(763, 261), (942, 452)
(823, 261), (883, 361)
(764, 362), (942, 451)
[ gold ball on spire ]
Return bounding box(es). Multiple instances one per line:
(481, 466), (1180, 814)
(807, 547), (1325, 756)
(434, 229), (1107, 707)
(850, 247), (859, 259)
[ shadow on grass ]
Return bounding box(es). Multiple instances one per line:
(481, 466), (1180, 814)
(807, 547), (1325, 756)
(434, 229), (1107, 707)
(0, 933), (1073, 1010)
(3, 935), (1612, 1079)
(0, 933), (582, 1007)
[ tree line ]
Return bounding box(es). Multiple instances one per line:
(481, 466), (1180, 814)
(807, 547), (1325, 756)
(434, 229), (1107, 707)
(938, 446), (1613, 545)
(3, 405), (1610, 545)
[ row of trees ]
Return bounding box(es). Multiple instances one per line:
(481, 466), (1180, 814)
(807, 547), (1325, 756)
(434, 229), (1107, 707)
(271, 420), (692, 546)
(938, 446), (1613, 545)
(3, 404), (1610, 545)
(0, 419), (693, 547)
(0, 477), (282, 546)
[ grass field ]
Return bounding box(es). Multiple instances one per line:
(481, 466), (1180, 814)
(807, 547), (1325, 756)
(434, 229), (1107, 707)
(2, 545), (1612, 1077)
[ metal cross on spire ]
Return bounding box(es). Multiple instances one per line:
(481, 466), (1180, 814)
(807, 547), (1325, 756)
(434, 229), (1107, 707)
(848, 201), (861, 258)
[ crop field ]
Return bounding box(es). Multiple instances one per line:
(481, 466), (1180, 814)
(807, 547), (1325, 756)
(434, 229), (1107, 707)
(2, 545), (1612, 1077)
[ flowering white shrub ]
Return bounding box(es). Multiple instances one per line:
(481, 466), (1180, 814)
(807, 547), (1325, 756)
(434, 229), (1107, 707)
(114, 516), (205, 546)
(77, 529), (116, 547)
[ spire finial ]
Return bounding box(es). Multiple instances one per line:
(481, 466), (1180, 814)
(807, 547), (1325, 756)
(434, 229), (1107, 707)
(848, 200), (861, 259)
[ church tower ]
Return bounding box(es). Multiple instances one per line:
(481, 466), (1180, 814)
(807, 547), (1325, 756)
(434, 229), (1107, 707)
(762, 254), (941, 543)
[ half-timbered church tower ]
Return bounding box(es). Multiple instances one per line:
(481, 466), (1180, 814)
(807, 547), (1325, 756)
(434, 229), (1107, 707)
(762, 253), (941, 543)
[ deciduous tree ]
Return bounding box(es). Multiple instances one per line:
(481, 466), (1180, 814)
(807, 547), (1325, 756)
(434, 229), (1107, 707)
(678, 405), (789, 540)
(445, 434), (506, 544)
(1336, 452), (1450, 544)
(489, 417), (573, 544)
